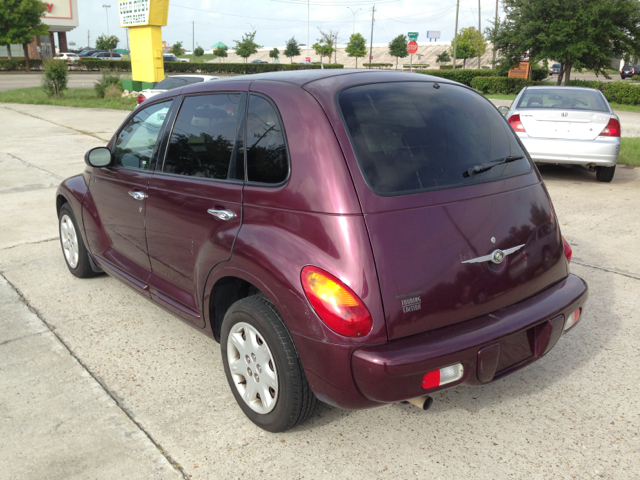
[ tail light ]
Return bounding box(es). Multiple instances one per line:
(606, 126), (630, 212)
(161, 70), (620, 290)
(137, 94), (146, 105)
(599, 118), (621, 137)
(422, 364), (464, 390)
(508, 114), (526, 133)
(562, 236), (572, 263)
(564, 308), (582, 331)
(301, 266), (372, 337)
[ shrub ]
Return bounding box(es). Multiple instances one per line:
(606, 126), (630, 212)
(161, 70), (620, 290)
(78, 58), (132, 72)
(41, 60), (68, 97)
(95, 70), (122, 98)
(438, 64), (454, 70)
(104, 84), (122, 99)
(415, 68), (496, 87)
(471, 76), (541, 94)
(531, 66), (549, 81)
(364, 63), (394, 68)
(403, 63), (430, 69)
(0, 58), (44, 71)
(163, 62), (344, 74)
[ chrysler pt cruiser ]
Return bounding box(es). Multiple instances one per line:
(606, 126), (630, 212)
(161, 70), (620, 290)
(56, 70), (588, 432)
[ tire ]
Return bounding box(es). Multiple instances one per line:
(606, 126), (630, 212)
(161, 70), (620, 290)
(58, 203), (101, 278)
(220, 295), (317, 432)
(596, 165), (616, 182)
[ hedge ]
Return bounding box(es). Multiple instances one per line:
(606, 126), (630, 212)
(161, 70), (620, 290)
(1, 58), (344, 74)
(471, 76), (541, 94)
(363, 63), (393, 68)
(565, 79), (640, 105)
(414, 68), (496, 87)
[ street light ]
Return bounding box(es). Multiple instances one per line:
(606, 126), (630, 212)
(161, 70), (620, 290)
(347, 7), (362, 34)
(102, 4), (111, 36)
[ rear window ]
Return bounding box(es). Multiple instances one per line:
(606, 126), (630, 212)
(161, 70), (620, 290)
(339, 82), (529, 196)
(517, 88), (609, 112)
(155, 77), (204, 90)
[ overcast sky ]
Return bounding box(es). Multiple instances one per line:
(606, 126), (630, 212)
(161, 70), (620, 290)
(68, 0), (502, 50)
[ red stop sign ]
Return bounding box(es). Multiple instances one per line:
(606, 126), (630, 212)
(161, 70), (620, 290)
(407, 41), (418, 54)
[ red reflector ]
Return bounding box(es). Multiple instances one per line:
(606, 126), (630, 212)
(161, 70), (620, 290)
(562, 236), (572, 264)
(599, 118), (621, 137)
(421, 370), (441, 389)
(508, 114), (526, 133)
(137, 94), (146, 105)
(301, 266), (373, 337)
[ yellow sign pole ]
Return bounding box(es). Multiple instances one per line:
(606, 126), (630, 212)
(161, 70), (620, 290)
(118, 0), (169, 90)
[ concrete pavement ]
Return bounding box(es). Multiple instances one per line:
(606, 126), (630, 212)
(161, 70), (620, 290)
(0, 103), (639, 479)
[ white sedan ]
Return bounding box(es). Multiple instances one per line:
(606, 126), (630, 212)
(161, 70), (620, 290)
(54, 53), (80, 62)
(136, 75), (220, 107)
(501, 86), (620, 182)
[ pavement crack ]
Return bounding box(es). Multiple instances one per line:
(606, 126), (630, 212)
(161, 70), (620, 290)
(3, 153), (64, 180)
(3, 237), (58, 250)
(572, 260), (640, 281)
(1, 106), (106, 141)
(0, 330), (46, 347)
(0, 272), (190, 480)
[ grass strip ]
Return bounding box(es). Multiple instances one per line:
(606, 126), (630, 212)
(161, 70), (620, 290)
(0, 87), (136, 110)
(619, 138), (640, 166)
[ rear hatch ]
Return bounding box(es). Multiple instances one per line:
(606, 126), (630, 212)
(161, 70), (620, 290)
(516, 88), (612, 140)
(337, 81), (568, 340)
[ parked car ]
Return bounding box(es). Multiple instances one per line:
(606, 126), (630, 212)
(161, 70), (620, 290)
(56, 70), (587, 432)
(136, 75), (220, 106)
(54, 52), (80, 62)
(251, 59), (268, 64)
(549, 63), (561, 75)
(78, 49), (105, 57)
(500, 86), (620, 182)
(92, 52), (122, 61)
(620, 64), (640, 79)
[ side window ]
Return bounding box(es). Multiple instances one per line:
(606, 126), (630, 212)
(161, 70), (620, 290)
(246, 95), (288, 184)
(164, 94), (241, 179)
(113, 100), (172, 170)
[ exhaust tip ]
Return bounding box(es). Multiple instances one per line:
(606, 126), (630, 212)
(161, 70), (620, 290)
(405, 395), (433, 411)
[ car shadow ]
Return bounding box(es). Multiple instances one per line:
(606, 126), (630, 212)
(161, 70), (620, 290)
(538, 163), (638, 184)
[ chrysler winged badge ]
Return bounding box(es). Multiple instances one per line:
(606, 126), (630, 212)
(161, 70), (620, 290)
(461, 244), (525, 265)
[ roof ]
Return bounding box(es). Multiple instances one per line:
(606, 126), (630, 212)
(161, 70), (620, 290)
(211, 42), (228, 49)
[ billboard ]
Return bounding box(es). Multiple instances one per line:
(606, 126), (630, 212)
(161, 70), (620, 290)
(426, 31), (441, 39)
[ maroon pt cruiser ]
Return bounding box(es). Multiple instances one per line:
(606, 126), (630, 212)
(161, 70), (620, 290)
(56, 70), (588, 432)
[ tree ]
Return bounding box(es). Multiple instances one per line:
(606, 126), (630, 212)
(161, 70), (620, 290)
(213, 46), (228, 62)
(436, 50), (451, 64)
(233, 31), (262, 63)
(269, 47), (279, 63)
(194, 46), (204, 58)
(96, 34), (120, 59)
(0, 0), (48, 70)
(319, 28), (338, 63)
(171, 41), (183, 57)
(284, 37), (300, 63)
(388, 34), (408, 69)
(491, 0), (640, 85)
(450, 27), (486, 69)
(346, 33), (367, 68)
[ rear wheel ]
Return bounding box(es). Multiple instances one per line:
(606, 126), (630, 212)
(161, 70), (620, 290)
(58, 203), (101, 278)
(596, 165), (616, 183)
(220, 295), (317, 432)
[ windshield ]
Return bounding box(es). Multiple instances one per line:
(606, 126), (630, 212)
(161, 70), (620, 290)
(154, 77), (205, 90)
(339, 82), (530, 196)
(517, 88), (609, 112)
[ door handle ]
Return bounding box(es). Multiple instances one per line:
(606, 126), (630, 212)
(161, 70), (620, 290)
(128, 190), (147, 201)
(207, 208), (236, 221)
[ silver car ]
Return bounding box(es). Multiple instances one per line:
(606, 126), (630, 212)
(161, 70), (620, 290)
(500, 86), (620, 182)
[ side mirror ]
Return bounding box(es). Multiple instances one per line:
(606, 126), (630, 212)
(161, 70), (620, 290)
(497, 106), (510, 116)
(85, 147), (112, 167)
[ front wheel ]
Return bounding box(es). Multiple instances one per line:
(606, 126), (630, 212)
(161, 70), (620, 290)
(220, 295), (317, 432)
(596, 165), (616, 182)
(58, 203), (101, 278)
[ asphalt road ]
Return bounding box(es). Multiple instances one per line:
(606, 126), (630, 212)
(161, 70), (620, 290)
(0, 72), (104, 91)
(0, 103), (639, 479)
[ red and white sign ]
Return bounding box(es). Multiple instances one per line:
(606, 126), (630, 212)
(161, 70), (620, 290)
(305, 56), (311, 62)
(407, 41), (418, 55)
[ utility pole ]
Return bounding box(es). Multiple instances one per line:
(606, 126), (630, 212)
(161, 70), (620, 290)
(453, 0), (460, 70)
(347, 7), (361, 34)
(369, 5), (375, 69)
(87, 30), (90, 49)
(334, 33), (338, 64)
(492, 0), (499, 65)
(102, 5), (111, 36)
(192, 21), (195, 63)
(307, 0), (310, 59)
(478, 0), (481, 68)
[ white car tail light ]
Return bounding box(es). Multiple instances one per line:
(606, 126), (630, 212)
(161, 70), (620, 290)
(509, 114), (526, 133)
(599, 118), (621, 137)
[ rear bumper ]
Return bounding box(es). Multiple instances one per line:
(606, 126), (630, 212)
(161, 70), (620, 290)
(519, 135), (619, 166)
(351, 274), (588, 403)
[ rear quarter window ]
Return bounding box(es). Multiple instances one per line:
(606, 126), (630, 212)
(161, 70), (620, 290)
(338, 82), (530, 196)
